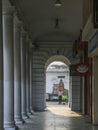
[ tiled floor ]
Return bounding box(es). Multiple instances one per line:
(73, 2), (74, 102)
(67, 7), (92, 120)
(18, 102), (98, 130)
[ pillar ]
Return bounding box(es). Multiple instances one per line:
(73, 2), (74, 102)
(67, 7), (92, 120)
(30, 54), (34, 114)
(14, 15), (23, 124)
(0, 0), (3, 129)
(21, 28), (28, 119)
(26, 38), (31, 115)
(71, 76), (81, 111)
(3, 6), (16, 130)
(92, 56), (98, 124)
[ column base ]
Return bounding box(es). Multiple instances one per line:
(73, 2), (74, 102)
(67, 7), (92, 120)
(15, 116), (24, 125)
(30, 109), (34, 114)
(4, 128), (17, 130)
(4, 122), (16, 127)
(22, 114), (29, 119)
(15, 120), (24, 125)
(27, 111), (33, 115)
(4, 124), (18, 130)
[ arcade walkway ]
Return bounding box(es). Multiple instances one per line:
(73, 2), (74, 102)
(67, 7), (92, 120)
(18, 102), (98, 130)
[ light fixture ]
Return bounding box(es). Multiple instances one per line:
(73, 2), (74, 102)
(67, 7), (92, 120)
(55, 0), (62, 7)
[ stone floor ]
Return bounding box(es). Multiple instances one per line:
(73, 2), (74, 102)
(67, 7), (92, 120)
(18, 102), (98, 130)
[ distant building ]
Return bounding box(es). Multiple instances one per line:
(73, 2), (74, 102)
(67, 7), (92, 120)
(46, 62), (69, 94)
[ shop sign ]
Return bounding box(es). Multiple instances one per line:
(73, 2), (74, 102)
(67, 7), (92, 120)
(70, 64), (89, 76)
(76, 63), (89, 75)
(93, 0), (98, 28)
(88, 31), (98, 55)
(58, 76), (65, 78)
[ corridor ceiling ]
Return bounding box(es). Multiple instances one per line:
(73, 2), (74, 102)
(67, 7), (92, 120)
(9, 0), (83, 43)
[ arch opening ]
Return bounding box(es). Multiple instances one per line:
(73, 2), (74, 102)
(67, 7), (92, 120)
(45, 55), (71, 106)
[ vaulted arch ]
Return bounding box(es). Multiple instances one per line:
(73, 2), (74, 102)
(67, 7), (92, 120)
(45, 55), (71, 70)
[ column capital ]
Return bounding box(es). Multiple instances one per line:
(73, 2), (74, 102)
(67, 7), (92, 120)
(2, 0), (14, 14)
(2, 6), (15, 15)
(14, 14), (22, 28)
(26, 34), (30, 44)
(21, 27), (27, 37)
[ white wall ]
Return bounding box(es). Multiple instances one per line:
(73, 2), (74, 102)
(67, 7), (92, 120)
(46, 71), (69, 94)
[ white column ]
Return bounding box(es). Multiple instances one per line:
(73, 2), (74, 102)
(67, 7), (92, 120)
(30, 55), (34, 114)
(3, 6), (16, 130)
(21, 28), (28, 119)
(92, 57), (98, 124)
(0, 0), (3, 130)
(26, 38), (31, 115)
(14, 15), (23, 124)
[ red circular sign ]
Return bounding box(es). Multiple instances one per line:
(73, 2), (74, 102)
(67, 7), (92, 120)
(76, 63), (89, 75)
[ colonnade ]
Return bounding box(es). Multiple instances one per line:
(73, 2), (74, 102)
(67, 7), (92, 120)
(0, 1), (33, 130)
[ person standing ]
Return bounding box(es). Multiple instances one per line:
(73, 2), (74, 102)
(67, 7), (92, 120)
(58, 79), (64, 104)
(58, 90), (63, 104)
(59, 79), (64, 91)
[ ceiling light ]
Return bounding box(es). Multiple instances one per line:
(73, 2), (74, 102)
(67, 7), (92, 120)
(55, 0), (62, 7)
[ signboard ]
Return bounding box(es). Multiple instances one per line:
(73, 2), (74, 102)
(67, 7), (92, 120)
(89, 31), (98, 55)
(58, 76), (65, 78)
(76, 63), (89, 75)
(94, 0), (98, 28)
(70, 64), (89, 76)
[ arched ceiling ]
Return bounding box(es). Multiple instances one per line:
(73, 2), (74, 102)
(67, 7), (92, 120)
(45, 55), (71, 70)
(9, 0), (83, 43)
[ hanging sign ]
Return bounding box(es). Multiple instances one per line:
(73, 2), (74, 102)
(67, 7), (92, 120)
(76, 63), (89, 75)
(70, 64), (89, 76)
(88, 31), (98, 56)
